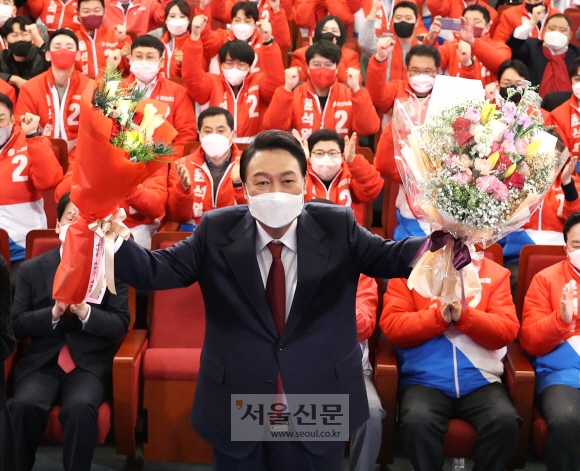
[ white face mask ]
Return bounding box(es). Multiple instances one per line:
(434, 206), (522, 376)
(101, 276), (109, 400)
(573, 82), (580, 99)
(569, 248), (580, 271)
(311, 154), (343, 181)
(247, 191), (304, 228)
(222, 67), (248, 86)
(58, 223), (70, 243)
(166, 17), (189, 36)
(0, 124), (12, 147)
(408, 74), (435, 95)
(201, 133), (232, 159)
(130, 60), (160, 84)
(543, 31), (569, 51)
(0, 4), (12, 26)
(232, 23), (254, 41)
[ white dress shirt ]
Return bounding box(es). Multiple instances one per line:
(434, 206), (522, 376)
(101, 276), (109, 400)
(255, 219), (298, 320)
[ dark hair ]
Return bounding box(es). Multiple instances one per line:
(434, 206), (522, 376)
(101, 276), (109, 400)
(163, 0), (191, 34)
(305, 40), (342, 65)
(198, 106), (234, 131)
(231, 1), (258, 22)
(57, 192), (71, 221)
(218, 39), (255, 66)
(570, 57), (580, 79)
(77, 0), (105, 7)
(405, 44), (440, 69)
(131, 35), (165, 57)
(393, 1), (418, 20)
(462, 4), (490, 24)
(497, 59), (530, 82)
(0, 93), (13, 115)
(307, 129), (345, 154)
(546, 13), (572, 29)
(313, 16), (346, 47)
(48, 28), (79, 50)
(240, 130), (307, 182)
(1, 15), (32, 39)
(564, 212), (580, 242)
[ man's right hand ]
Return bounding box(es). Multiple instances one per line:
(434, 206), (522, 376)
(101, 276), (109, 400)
(174, 49), (183, 65)
(561, 280), (577, 324)
(191, 15), (208, 41)
(375, 36), (395, 62)
(368, 0), (381, 19)
(106, 49), (122, 69)
(199, 0), (211, 10)
(529, 4), (546, 26)
(485, 81), (498, 101)
(427, 15), (442, 44)
(441, 303), (453, 323)
(52, 300), (69, 322)
(291, 128), (309, 159)
(284, 67), (300, 92)
(175, 158), (191, 191)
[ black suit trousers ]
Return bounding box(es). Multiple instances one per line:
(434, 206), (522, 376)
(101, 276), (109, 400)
(8, 362), (107, 471)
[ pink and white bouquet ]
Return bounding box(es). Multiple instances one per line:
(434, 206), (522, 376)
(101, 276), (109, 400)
(393, 83), (568, 303)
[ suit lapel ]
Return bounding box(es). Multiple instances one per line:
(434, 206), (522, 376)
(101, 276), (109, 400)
(41, 248), (61, 301)
(222, 211), (278, 339)
(282, 210), (330, 341)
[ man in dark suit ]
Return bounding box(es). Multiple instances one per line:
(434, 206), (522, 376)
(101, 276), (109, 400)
(115, 130), (426, 471)
(8, 193), (130, 471)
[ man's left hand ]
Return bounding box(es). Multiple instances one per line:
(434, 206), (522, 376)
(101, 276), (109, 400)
(257, 20), (272, 43)
(344, 132), (357, 163)
(21, 113), (40, 135)
(457, 40), (473, 67)
(71, 302), (89, 321)
(449, 301), (462, 322)
(347, 67), (361, 93)
(115, 24), (127, 41)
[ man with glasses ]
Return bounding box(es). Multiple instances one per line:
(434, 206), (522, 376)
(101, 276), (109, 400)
(301, 129), (382, 225)
(484, 59), (530, 104)
(508, 13), (580, 98)
(263, 40), (380, 139)
(424, 5), (510, 88)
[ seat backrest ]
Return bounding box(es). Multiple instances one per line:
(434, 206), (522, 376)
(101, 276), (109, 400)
(42, 189), (58, 228)
(565, 9), (580, 46)
(25, 230), (60, 259)
(382, 179), (398, 240)
(148, 239), (206, 348)
(481, 243), (504, 266)
(0, 228), (10, 271)
(50, 138), (69, 173)
(516, 245), (566, 318)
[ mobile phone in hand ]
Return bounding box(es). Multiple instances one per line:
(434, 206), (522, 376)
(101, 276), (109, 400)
(439, 18), (461, 31)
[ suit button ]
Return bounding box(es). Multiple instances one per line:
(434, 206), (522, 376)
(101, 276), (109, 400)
(278, 344), (283, 351)
(266, 380), (274, 386)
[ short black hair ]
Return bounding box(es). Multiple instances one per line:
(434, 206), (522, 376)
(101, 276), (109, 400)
(48, 28), (79, 50)
(163, 0), (191, 33)
(218, 39), (255, 66)
(405, 44), (440, 69)
(393, 1), (418, 19)
(0, 93), (13, 115)
(564, 212), (580, 242)
(198, 106), (234, 131)
(1, 15), (32, 39)
(462, 4), (490, 24)
(497, 59), (530, 82)
(57, 192), (71, 221)
(570, 57), (580, 79)
(546, 13), (572, 29)
(77, 0), (104, 7)
(131, 35), (165, 57)
(307, 129), (345, 154)
(313, 16), (346, 47)
(305, 40), (342, 65)
(240, 130), (307, 183)
(231, 1), (258, 22)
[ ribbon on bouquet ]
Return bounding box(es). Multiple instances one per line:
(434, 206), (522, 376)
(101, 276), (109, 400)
(86, 208), (131, 302)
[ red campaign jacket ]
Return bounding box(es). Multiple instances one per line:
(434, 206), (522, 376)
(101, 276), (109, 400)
(437, 35), (512, 87)
(263, 79), (380, 139)
(290, 45), (361, 85)
(103, 0), (166, 37)
(304, 154), (383, 225)
(356, 274), (378, 342)
(426, 0), (498, 30)
(181, 38), (284, 142)
(15, 69), (92, 155)
(166, 145), (245, 225)
(121, 73), (197, 156)
(197, 4), (291, 70)
(26, 0), (81, 33)
(551, 97), (580, 157)
(492, 1), (560, 43)
(210, 0), (294, 25)
(158, 30), (194, 79)
(0, 77), (15, 104)
(362, 0), (428, 37)
(293, 0), (364, 33)
(75, 25), (132, 79)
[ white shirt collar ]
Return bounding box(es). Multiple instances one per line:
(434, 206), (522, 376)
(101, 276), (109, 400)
(135, 77), (158, 97)
(255, 218), (298, 254)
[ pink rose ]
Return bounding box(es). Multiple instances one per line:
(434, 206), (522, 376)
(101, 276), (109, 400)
(501, 139), (516, 154)
(460, 154), (473, 168)
(515, 139), (528, 155)
(465, 107), (481, 122)
(476, 175), (509, 201)
(519, 162), (531, 177)
(491, 142), (502, 153)
(474, 158), (493, 175)
(453, 172), (473, 184)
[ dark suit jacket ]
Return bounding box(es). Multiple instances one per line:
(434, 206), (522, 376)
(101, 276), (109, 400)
(116, 203), (426, 458)
(507, 36), (580, 89)
(10, 248), (130, 386)
(0, 255), (15, 407)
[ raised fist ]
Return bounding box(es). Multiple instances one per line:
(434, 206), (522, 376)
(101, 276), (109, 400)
(347, 67), (361, 93)
(375, 36), (395, 62)
(284, 66), (301, 92)
(21, 112), (40, 136)
(191, 15), (208, 41)
(115, 24), (127, 41)
(256, 20), (272, 43)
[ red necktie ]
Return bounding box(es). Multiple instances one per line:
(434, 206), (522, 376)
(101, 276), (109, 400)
(266, 242), (286, 416)
(58, 308), (76, 374)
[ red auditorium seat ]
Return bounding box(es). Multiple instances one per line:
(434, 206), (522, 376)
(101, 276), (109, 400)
(0, 228), (10, 271)
(381, 179), (400, 240)
(565, 9), (580, 47)
(43, 139), (68, 228)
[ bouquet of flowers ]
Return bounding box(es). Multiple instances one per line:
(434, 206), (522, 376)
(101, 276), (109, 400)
(53, 67), (177, 305)
(393, 83), (568, 303)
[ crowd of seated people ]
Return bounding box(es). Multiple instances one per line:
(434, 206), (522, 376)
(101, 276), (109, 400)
(3, 0), (580, 469)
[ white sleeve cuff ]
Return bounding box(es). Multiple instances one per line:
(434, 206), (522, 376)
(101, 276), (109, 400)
(52, 319), (59, 329)
(114, 237), (125, 253)
(81, 305), (92, 329)
(513, 22), (534, 40)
